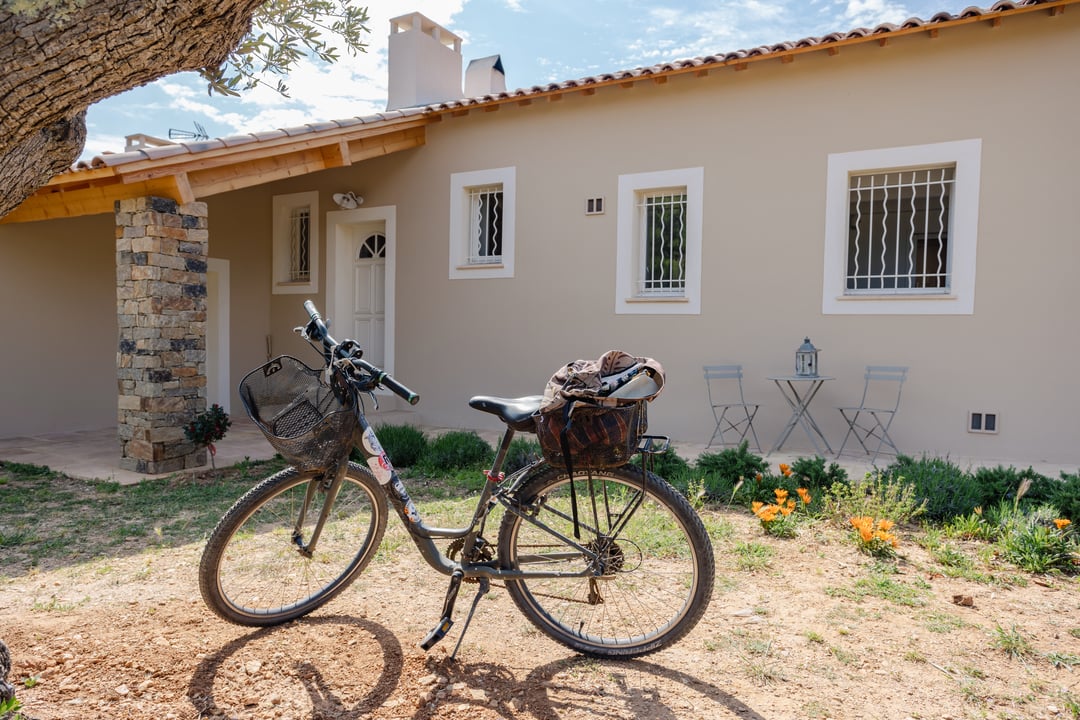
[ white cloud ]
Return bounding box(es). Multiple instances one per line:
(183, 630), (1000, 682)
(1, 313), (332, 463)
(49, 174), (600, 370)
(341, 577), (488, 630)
(841, 0), (915, 26)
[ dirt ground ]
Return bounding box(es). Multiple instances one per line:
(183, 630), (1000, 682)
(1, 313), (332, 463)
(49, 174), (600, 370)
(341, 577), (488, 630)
(2, 505), (1079, 720)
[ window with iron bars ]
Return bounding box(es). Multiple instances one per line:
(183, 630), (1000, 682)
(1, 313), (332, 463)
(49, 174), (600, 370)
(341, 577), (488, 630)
(638, 191), (687, 296)
(466, 184), (503, 265)
(845, 167), (954, 294)
(289, 206), (311, 282)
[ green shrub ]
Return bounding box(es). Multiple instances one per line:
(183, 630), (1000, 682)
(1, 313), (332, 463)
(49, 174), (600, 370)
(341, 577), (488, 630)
(789, 455), (848, 493)
(883, 455), (981, 522)
(695, 441), (767, 481)
(1000, 519), (1078, 574)
(419, 430), (494, 472)
(971, 465), (1056, 509)
(503, 437), (543, 475)
(632, 446), (693, 492)
(1049, 471), (1080, 522)
(695, 441), (768, 499)
(823, 470), (926, 526)
(742, 470), (797, 505)
(369, 424), (428, 467)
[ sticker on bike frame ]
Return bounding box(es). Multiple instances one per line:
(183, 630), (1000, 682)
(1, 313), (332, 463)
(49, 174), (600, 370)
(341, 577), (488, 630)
(365, 453), (393, 486)
(361, 426), (387, 457)
(361, 428), (394, 485)
(390, 476), (421, 524)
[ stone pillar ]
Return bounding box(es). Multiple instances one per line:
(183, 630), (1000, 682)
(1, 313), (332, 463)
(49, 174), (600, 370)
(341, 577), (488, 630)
(115, 196), (208, 473)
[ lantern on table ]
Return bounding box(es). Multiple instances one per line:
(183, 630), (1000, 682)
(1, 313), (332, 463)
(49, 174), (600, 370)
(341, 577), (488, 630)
(795, 337), (819, 377)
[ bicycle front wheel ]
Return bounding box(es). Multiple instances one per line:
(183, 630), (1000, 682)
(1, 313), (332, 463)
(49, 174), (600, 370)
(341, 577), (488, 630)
(199, 461), (387, 626)
(497, 464), (714, 658)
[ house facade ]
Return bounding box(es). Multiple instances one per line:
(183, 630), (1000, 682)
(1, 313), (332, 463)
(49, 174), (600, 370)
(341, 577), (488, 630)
(1, 1), (1078, 472)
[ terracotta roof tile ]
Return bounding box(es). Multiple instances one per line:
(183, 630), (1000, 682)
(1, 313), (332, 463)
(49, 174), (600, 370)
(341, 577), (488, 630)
(218, 134), (258, 148)
(68, 0), (1063, 174)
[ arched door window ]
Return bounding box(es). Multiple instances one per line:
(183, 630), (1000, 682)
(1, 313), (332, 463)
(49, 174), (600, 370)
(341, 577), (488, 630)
(359, 233), (386, 259)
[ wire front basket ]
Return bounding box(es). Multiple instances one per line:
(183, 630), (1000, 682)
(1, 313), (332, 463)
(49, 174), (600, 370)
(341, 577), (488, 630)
(239, 356), (358, 470)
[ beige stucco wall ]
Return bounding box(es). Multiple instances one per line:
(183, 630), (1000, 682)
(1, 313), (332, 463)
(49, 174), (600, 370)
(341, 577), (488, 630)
(339, 9), (1078, 466)
(1, 8), (1076, 468)
(0, 214), (118, 435)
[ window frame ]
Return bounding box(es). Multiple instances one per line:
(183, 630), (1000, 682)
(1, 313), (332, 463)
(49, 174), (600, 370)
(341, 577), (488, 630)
(822, 139), (982, 315)
(449, 167), (516, 280)
(272, 190), (320, 294)
(615, 167), (703, 315)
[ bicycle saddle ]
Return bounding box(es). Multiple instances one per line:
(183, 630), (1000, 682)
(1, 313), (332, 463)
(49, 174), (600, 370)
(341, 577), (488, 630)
(469, 395), (543, 432)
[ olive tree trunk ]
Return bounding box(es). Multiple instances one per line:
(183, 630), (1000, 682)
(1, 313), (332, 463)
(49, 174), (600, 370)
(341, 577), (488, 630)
(0, 0), (265, 219)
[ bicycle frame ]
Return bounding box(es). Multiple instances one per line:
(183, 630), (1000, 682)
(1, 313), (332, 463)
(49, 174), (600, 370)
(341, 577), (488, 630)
(294, 404), (645, 584)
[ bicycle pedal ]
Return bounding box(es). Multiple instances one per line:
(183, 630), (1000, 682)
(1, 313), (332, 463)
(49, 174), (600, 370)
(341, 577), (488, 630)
(419, 616), (454, 651)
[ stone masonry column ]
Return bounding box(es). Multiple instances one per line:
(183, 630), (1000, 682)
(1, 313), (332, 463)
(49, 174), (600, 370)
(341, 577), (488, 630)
(115, 196), (208, 473)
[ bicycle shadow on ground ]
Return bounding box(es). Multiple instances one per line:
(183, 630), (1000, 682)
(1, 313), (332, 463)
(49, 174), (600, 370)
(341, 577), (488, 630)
(410, 654), (765, 720)
(187, 615), (763, 720)
(187, 615), (403, 719)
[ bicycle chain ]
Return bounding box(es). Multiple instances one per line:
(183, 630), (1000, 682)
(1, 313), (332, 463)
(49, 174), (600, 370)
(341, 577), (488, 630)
(444, 538), (610, 604)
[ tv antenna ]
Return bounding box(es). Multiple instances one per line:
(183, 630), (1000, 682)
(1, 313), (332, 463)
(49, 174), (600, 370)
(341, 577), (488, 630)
(168, 122), (209, 141)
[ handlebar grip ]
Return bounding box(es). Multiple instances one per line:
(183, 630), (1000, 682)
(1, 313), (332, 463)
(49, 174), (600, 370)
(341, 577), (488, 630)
(302, 300), (336, 346)
(381, 373), (421, 406)
(352, 358), (420, 406)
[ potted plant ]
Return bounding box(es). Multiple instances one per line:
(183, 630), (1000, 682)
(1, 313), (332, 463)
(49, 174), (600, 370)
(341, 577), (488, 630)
(184, 404), (231, 470)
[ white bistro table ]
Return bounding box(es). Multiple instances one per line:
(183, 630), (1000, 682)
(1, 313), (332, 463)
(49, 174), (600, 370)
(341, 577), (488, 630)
(767, 375), (834, 455)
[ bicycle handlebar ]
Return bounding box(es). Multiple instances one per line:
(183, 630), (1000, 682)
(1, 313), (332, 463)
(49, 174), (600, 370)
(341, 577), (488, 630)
(302, 300), (420, 406)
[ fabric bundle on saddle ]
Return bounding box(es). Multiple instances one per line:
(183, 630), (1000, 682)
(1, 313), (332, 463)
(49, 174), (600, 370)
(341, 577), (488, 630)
(535, 350), (665, 470)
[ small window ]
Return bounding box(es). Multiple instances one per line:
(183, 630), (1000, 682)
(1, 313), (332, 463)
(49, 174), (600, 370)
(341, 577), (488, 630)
(638, 190), (687, 296)
(616, 167), (703, 315)
(288, 207), (312, 282)
(272, 191), (319, 294)
(359, 233), (386, 259)
(969, 411), (999, 434)
(466, 185), (503, 264)
(823, 139), (981, 315)
(449, 167), (515, 279)
(845, 167), (953, 293)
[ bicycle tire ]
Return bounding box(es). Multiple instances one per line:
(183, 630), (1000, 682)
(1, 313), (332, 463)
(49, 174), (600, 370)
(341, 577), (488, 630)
(497, 464), (714, 658)
(199, 461), (387, 626)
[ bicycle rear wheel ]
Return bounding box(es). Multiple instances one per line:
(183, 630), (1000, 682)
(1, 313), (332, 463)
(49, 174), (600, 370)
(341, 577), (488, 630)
(199, 461), (387, 626)
(497, 464), (714, 658)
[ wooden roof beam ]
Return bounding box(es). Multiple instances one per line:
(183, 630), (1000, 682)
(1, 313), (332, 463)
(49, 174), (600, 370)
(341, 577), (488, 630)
(1, 175), (192, 224)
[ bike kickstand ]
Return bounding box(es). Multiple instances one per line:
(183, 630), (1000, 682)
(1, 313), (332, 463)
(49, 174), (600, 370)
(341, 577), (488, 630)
(420, 570), (464, 651)
(450, 578), (490, 660)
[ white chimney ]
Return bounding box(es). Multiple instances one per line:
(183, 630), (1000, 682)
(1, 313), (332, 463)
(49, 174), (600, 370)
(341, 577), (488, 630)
(387, 12), (464, 111)
(464, 55), (506, 98)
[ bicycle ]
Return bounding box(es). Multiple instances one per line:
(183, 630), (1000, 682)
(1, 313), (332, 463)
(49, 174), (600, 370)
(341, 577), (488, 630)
(199, 300), (714, 659)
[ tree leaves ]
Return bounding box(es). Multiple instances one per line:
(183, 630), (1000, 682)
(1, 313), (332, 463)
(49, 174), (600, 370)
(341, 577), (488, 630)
(198, 0), (371, 97)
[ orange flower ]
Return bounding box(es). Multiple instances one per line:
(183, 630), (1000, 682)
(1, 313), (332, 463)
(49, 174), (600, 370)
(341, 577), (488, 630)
(877, 519), (895, 532)
(796, 487), (812, 505)
(755, 503), (779, 523)
(1054, 518), (1071, 530)
(779, 501), (794, 516)
(755, 473), (763, 482)
(774, 488), (789, 503)
(778, 463), (793, 477)
(850, 516), (872, 531)
(752, 501), (764, 514)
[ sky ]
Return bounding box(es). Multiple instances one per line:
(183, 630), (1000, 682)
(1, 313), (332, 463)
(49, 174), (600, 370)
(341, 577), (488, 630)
(82, 0), (982, 161)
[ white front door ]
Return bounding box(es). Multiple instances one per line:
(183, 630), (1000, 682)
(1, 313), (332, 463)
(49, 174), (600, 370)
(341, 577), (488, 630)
(327, 207), (396, 374)
(352, 227), (386, 366)
(206, 258), (230, 412)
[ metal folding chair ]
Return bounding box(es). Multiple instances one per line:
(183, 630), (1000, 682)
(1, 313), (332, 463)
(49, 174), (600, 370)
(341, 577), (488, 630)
(837, 365), (908, 463)
(704, 365), (761, 451)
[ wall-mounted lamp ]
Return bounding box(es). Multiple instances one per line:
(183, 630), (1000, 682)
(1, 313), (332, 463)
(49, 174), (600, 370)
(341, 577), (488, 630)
(332, 191), (364, 209)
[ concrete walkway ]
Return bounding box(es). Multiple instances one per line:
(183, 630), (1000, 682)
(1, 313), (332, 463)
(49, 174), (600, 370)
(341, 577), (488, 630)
(0, 419), (275, 485)
(0, 419), (1073, 485)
